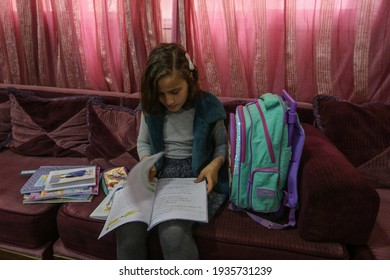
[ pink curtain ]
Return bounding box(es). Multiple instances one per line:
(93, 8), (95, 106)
(174, 0), (390, 103)
(0, 0), (163, 93)
(1, 0), (389, 103)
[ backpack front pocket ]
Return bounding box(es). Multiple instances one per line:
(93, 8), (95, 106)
(248, 168), (281, 212)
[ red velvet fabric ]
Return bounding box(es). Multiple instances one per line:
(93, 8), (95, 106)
(0, 150), (89, 249)
(56, 191), (117, 259)
(367, 188), (390, 260)
(8, 88), (98, 157)
(56, 185), (349, 260)
(313, 95), (390, 188)
(298, 124), (380, 245)
(85, 101), (141, 170)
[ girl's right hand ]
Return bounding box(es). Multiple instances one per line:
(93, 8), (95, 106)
(141, 156), (157, 182)
(148, 165), (157, 182)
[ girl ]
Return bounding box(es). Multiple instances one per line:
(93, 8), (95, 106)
(116, 43), (228, 260)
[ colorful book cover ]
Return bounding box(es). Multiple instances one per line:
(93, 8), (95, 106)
(44, 166), (96, 191)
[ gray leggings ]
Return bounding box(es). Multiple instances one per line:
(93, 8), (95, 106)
(116, 157), (198, 260)
(116, 220), (198, 260)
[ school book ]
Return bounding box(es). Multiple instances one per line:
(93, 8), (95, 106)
(44, 166), (96, 191)
(23, 183), (99, 203)
(97, 152), (208, 239)
(89, 182), (126, 220)
(20, 165), (99, 204)
(22, 193), (93, 204)
(101, 167), (128, 195)
(20, 165), (94, 194)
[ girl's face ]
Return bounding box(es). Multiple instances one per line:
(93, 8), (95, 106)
(157, 74), (189, 112)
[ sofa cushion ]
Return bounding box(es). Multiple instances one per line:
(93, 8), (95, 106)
(85, 100), (141, 169)
(0, 90), (11, 147)
(0, 149), (90, 249)
(56, 195), (349, 260)
(0, 240), (54, 260)
(367, 188), (390, 260)
(56, 191), (117, 259)
(313, 95), (390, 188)
(9, 88), (97, 157)
(298, 123), (380, 245)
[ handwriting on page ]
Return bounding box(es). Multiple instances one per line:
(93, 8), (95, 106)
(149, 178), (207, 228)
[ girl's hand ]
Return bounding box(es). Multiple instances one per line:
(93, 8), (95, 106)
(195, 156), (224, 193)
(141, 156), (157, 182)
(148, 165), (157, 182)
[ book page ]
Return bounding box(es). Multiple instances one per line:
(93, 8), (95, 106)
(148, 178), (208, 230)
(98, 152), (164, 239)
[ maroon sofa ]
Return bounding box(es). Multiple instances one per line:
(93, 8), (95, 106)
(0, 84), (387, 260)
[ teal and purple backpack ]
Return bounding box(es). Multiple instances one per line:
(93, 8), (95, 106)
(229, 90), (305, 229)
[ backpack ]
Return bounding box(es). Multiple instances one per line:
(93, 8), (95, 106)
(228, 90), (305, 229)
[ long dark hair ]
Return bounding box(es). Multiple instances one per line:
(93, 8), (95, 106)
(140, 43), (201, 115)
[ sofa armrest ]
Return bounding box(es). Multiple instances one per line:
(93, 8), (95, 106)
(297, 123), (380, 245)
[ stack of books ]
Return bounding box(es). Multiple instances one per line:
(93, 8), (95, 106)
(21, 166), (99, 204)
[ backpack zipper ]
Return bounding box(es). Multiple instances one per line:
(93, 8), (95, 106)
(255, 101), (275, 163)
(237, 105), (246, 163)
(229, 113), (236, 174)
(235, 105), (246, 206)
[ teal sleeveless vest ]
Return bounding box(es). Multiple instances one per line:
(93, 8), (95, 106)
(145, 92), (229, 194)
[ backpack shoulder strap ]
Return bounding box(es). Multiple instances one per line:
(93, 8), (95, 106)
(229, 202), (296, 229)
